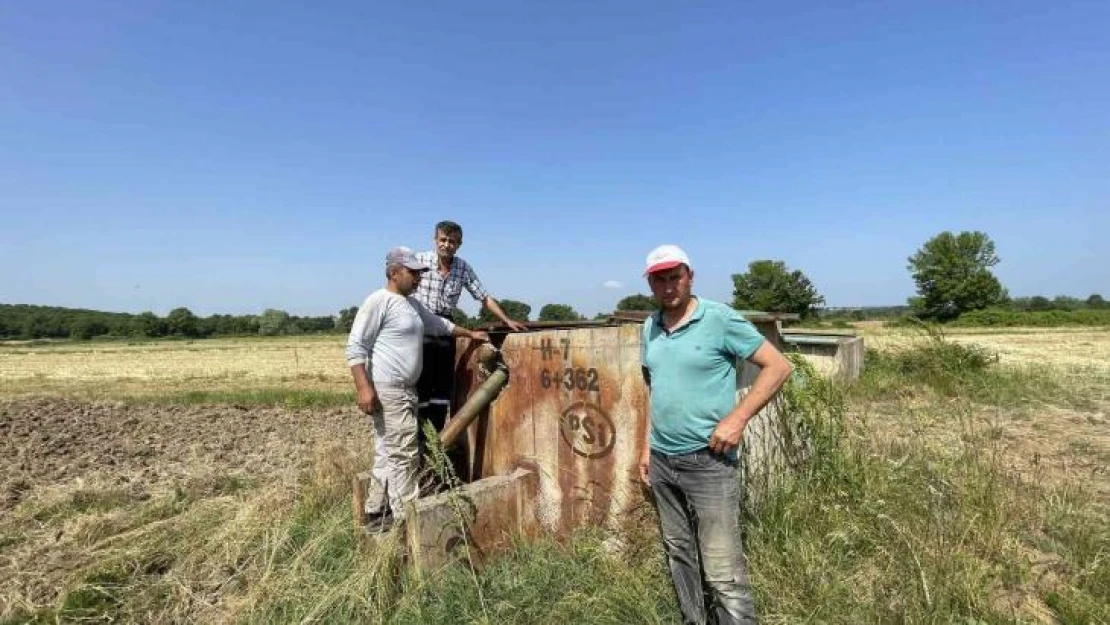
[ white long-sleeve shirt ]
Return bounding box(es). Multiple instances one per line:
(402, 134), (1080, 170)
(345, 289), (455, 387)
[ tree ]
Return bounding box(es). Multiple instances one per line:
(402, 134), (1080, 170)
(166, 307), (200, 337)
(290, 315), (333, 334)
(616, 294), (656, 311)
(1052, 295), (1082, 311)
(258, 309), (291, 336)
(22, 313), (66, 339)
(449, 308), (476, 329)
(478, 299), (530, 325)
(907, 231), (1006, 321)
(731, 260), (825, 318)
(1028, 296), (1052, 312)
(335, 306), (359, 332)
(1087, 294), (1106, 309)
(132, 311), (166, 337)
(70, 317), (108, 340)
(538, 304), (582, 322)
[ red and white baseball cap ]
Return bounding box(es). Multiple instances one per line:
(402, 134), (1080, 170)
(644, 244), (690, 275)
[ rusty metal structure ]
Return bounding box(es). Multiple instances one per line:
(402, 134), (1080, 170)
(354, 313), (809, 571)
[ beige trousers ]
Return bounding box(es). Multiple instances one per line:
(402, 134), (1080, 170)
(364, 385), (420, 520)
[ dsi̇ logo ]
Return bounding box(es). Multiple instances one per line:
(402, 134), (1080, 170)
(559, 402), (615, 459)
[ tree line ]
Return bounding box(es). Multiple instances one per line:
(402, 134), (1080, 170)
(1, 295), (671, 341)
(0, 301), (603, 340)
(0, 305), (338, 340)
(4, 231), (1104, 340)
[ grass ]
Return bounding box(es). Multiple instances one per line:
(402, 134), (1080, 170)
(391, 532), (676, 625)
(850, 324), (1107, 410)
(1, 454), (673, 624)
(747, 361), (1110, 623)
(2, 330), (1108, 623)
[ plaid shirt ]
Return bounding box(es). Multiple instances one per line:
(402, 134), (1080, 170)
(413, 251), (489, 315)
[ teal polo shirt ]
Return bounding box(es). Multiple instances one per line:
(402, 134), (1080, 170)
(641, 298), (766, 456)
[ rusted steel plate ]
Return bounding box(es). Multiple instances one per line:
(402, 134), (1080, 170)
(454, 325), (649, 537)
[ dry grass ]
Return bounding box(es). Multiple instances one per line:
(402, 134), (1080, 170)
(0, 336), (349, 401)
(859, 325), (1110, 373)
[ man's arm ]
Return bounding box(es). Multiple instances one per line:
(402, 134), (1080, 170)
(453, 325), (490, 342)
(708, 342), (793, 455)
(350, 362), (380, 415)
(482, 296), (527, 332)
(414, 297), (491, 342)
(639, 365), (653, 485)
(459, 261), (526, 332)
(346, 298), (384, 414)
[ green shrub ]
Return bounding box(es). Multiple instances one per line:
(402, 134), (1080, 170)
(953, 308), (1110, 327)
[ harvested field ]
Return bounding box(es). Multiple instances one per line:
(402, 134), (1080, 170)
(1, 327), (1107, 622)
(853, 325), (1110, 501)
(861, 325), (1110, 374)
(0, 336), (349, 401)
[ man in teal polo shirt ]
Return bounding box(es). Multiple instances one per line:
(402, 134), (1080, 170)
(638, 244), (793, 625)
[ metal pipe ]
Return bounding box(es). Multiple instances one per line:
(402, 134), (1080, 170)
(439, 362), (509, 448)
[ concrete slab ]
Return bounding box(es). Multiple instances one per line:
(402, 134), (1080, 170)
(358, 468), (540, 573)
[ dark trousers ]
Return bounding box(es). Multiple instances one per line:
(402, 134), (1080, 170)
(417, 333), (469, 482)
(649, 449), (756, 625)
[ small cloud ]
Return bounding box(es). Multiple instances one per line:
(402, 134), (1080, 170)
(602, 280), (622, 289)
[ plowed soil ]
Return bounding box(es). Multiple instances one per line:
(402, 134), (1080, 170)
(0, 397), (372, 513)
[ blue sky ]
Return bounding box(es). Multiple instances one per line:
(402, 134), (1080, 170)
(2, 1), (1107, 317)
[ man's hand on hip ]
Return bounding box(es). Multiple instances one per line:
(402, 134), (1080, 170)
(708, 414), (749, 455)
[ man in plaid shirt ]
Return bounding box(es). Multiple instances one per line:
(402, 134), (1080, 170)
(413, 220), (525, 482)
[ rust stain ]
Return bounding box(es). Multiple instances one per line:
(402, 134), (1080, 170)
(451, 326), (649, 538)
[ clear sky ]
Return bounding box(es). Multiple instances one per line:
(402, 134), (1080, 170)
(2, 1), (1107, 317)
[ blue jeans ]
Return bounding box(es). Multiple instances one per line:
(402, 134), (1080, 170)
(649, 449), (756, 625)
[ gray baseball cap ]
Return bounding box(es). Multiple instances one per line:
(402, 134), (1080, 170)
(385, 246), (429, 271)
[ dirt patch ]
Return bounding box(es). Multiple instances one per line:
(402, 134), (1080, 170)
(0, 397), (373, 512)
(857, 398), (1110, 507)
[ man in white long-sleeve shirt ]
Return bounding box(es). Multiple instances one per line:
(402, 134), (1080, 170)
(346, 246), (488, 528)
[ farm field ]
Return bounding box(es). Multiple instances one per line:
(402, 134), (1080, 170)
(0, 336), (352, 402)
(1, 326), (1108, 623)
(860, 324), (1110, 373)
(6, 327), (1107, 398)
